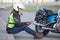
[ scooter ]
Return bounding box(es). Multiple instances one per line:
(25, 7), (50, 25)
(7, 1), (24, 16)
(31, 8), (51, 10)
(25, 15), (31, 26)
(34, 8), (60, 37)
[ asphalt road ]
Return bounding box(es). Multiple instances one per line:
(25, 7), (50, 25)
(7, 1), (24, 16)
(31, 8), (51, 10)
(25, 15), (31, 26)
(0, 11), (60, 40)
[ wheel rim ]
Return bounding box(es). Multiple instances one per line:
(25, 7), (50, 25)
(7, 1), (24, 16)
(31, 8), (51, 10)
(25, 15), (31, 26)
(37, 20), (44, 32)
(37, 25), (44, 32)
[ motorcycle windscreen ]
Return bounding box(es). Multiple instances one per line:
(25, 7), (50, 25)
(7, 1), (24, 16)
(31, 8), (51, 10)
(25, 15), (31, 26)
(46, 15), (57, 22)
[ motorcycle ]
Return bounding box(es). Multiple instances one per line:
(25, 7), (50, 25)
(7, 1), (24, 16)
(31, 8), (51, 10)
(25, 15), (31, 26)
(35, 8), (60, 37)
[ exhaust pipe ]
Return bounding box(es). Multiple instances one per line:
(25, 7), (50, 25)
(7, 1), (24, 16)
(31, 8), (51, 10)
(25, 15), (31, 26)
(42, 27), (55, 31)
(31, 21), (55, 27)
(31, 21), (55, 31)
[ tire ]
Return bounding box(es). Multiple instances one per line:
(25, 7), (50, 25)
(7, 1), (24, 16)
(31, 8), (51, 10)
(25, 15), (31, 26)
(35, 25), (49, 36)
(35, 20), (49, 36)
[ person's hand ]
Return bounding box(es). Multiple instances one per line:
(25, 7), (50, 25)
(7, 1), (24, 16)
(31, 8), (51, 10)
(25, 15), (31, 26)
(26, 22), (31, 26)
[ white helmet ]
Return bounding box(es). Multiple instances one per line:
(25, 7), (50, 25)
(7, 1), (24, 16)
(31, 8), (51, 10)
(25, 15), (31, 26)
(13, 3), (25, 11)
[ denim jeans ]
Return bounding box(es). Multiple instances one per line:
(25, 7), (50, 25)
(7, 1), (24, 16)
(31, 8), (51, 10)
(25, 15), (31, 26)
(7, 25), (37, 36)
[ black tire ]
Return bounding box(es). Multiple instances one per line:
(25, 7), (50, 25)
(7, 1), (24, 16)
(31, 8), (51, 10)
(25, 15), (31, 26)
(35, 25), (49, 36)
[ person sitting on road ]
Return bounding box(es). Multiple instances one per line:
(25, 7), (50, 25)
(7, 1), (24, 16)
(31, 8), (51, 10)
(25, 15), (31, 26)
(6, 2), (43, 39)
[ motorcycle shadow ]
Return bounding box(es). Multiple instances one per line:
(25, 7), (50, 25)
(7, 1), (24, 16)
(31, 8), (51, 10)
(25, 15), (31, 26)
(45, 32), (60, 38)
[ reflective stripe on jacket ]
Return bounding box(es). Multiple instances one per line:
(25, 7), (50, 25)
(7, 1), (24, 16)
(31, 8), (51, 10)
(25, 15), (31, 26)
(8, 13), (15, 28)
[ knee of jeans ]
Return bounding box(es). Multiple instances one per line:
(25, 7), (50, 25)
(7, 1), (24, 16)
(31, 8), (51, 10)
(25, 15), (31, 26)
(23, 24), (27, 26)
(22, 25), (27, 27)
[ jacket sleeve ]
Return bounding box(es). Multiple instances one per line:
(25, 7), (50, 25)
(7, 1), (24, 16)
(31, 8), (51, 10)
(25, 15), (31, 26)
(13, 13), (21, 26)
(13, 13), (26, 26)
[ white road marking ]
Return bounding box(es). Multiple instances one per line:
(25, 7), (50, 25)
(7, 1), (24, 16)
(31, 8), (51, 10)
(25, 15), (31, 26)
(0, 17), (6, 25)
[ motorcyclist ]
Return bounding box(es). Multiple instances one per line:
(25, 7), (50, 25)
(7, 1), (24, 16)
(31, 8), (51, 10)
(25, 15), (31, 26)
(6, 2), (43, 39)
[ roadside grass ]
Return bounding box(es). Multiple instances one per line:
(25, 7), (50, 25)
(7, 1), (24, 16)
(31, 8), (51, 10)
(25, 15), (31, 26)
(53, 9), (58, 13)
(0, 5), (60, 13)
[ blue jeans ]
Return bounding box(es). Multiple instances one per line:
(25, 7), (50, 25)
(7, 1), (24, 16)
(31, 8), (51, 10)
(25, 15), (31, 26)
(7, 25), (37, 36)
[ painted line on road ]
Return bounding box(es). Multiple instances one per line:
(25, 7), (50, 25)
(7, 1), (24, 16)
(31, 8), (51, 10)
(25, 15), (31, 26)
(0, 17), (15, 40)
(0, 17), (6, 25)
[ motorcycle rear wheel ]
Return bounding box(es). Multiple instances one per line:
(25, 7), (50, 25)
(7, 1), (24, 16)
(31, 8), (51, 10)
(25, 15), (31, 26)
(35, 20), (49, 36)
(35, 25), (49, 36)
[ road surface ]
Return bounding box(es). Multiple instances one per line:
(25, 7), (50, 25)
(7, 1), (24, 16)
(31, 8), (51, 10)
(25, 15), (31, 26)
(0, 10), (60, 40)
